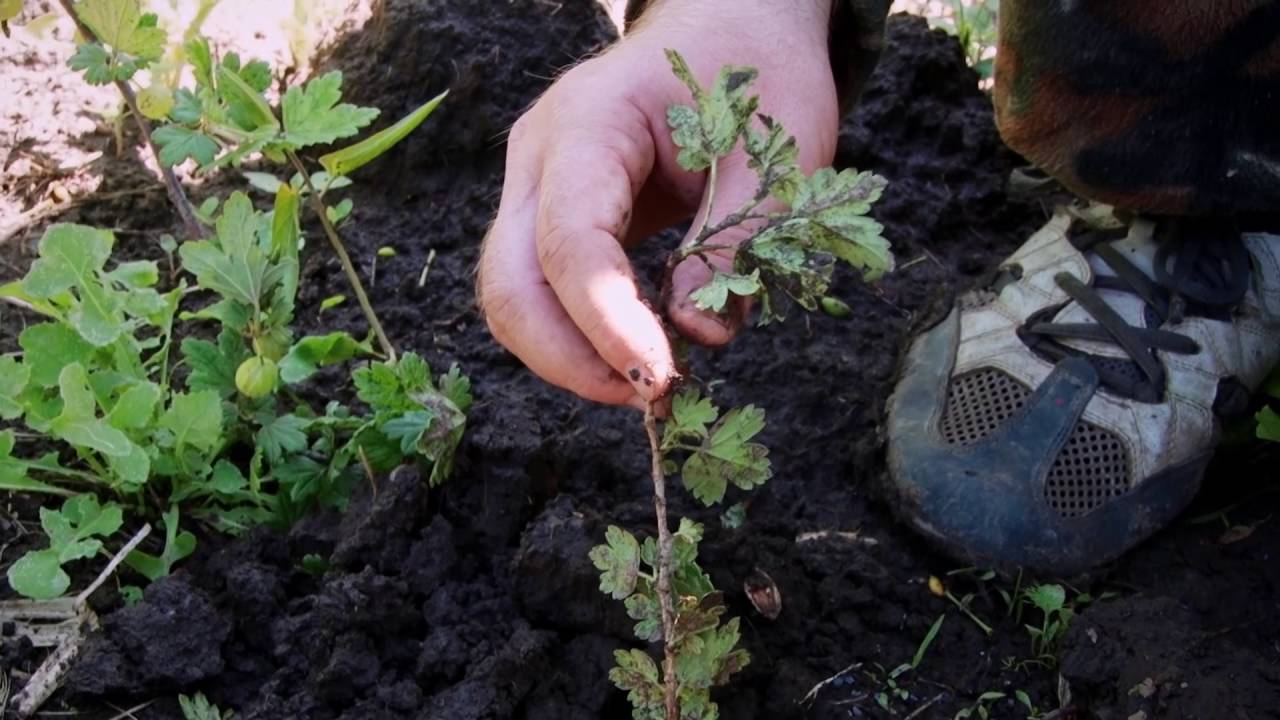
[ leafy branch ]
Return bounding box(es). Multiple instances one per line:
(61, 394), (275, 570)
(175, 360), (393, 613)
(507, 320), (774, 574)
(56, 0), (205, 240)
(593, 50), (892, 720)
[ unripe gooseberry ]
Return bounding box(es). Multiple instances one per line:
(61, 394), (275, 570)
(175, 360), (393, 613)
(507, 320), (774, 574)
(235, 356), (278, 398)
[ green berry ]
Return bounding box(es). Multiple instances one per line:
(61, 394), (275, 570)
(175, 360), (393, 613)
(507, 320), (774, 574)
(235, 356), (278, 398)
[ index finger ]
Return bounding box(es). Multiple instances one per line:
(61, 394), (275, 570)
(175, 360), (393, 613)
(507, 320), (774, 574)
(535, 113), (676, 399)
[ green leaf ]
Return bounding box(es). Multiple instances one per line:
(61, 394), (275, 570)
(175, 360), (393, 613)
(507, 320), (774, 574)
(681, 405), (771, 506)
(589, 526), (641, 600)
(107, 442), (150, 489)
(689, 269), (761, 313)
(609, 649), (665, 717)
(675, 617), (750, 689)
(208, 459), (248, 494)
(783, 168), (893, 279)
(270, 185), (301, 323)
(912, 614), (946, 669)
(1025, 584), (1066, 615)
(105, 260), (158, 289)
(0, 356), (31, 419)
(239, 59), (272, 92)
(381, 410), (435, 455)
(49, 364), (133, 457)
(215, 63), (278, 131)
(19, 322), (95, 389)
(281, 71), (379, 148)
(181, 328), (250, 399)
(664, 49), (759, 172)
(319, 89), (448, 176)
(278, 332), (371, 384)
(663, 389), (718, 449)
(625, 592), (664, 642)
(319, 294), (345, 312)
(439, 364), (473, 414)
(745, 114), (804, 205)
(160, 390), (223, 453)
(68, 42), (114, 84)
(244, 171), (284, 194)
(60, 494), (124, 540)
(153, 125), (219, 167)
(738, 235), (834, 324)
(180, 193), (275, 307)
(257, 413), (311, 464)
(9, 494), (124, 598)
(325, 198), (353, 225)
(1257, 406), (1280, 442)
(24, 224), (125, 347)
(170, 88), (203, 124)
(181, 297), (252, 331)
(106, 381), (160, 429)
(75, 0), (165, 60)
(353, 360), (404, 412)
(126, 506), (196, 581)
(8, 550), (69, 600)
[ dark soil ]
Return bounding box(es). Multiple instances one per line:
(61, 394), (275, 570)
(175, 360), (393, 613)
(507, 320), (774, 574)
(4, 2), (1279, 719)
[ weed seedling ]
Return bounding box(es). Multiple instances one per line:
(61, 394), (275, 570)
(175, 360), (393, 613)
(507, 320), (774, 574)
(180, 692), (234, 720)
(591, 50), (892, 720)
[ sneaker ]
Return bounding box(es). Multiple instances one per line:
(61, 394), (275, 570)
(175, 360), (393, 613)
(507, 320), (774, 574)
(885, 206), (1280, 576)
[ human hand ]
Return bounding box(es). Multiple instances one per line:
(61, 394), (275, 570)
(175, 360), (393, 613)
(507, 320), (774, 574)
(477, 0), (839, 409)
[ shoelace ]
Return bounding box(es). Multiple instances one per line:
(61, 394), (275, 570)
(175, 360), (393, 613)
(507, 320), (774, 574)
(1020, 220), (1252, 400)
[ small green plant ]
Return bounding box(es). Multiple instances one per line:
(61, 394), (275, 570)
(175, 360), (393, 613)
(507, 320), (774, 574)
(1022, 583), (1094, 664)
(180, 692), (234, 720)
(592, 50), (892, 720)
(6, 495), (123, 599)
(953, 690), (1017, 720)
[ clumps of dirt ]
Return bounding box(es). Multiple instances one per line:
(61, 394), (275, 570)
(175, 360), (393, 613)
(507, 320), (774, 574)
(1061, 596), (1280, 719)
(315, 0), (618, 196)
(67, 576), (230, 697)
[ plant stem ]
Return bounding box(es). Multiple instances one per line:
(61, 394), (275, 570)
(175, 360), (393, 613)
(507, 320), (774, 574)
(55, 0), (206, 241)
(286, 150), (397, 362)
(644, 401), (680, 720)
(945, 590), (994, 636)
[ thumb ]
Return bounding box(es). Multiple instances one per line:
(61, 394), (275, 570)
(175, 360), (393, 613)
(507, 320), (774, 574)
(666, 160), (769, 346)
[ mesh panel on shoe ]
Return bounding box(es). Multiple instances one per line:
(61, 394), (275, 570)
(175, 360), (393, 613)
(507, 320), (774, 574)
(1044, 422), (1131, 517)
(940, 369), (1031, 446)
(940, 368), (1133, 518)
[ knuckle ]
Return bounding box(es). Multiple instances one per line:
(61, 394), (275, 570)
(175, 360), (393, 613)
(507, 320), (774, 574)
(537, 222), (578, 283)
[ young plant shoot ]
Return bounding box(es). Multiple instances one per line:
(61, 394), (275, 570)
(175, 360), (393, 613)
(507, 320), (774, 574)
(591, 50), (892, 720)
